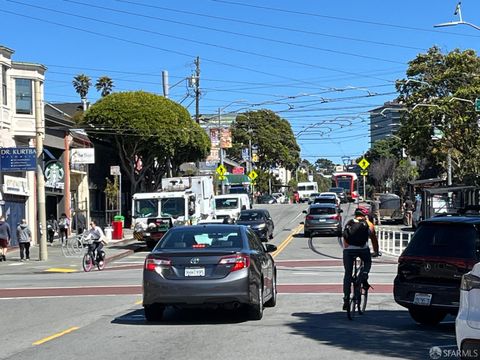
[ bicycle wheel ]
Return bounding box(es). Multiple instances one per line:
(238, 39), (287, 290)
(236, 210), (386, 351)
(97, 251), (106, 271)
(359, 287), (368, 314)
(347, 283), (357, 320)
(82, 252), (94, 272)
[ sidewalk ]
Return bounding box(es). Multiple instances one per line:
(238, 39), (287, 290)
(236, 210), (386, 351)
(0, 229), (143, 275)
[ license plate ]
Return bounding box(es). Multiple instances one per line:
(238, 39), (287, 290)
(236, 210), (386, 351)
(413, 293), (432, 306)
(185, 267), (205, 277)
(317, 219), (326, 222)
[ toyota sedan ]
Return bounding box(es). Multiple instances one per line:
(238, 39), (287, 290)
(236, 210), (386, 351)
(143, 224), (277, 322)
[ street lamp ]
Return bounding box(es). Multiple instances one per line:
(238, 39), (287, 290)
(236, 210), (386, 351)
(434, 2), (480, 31)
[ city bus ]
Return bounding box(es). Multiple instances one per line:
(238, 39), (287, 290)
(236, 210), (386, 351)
(332, 172), (358, 202)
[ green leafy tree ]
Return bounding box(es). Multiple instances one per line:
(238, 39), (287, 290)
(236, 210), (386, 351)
(314, 158), (335, 175)
(396, 46), (480, 184)
(83, 91), (210, 193)
(95, 76), (114, 97)
(228, 110), (300, 171)
(72, 73), (91, 110)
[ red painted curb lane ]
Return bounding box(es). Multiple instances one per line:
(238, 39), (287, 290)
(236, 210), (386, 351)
(0, 283), (393, 298)
(278, 284), (393, 294)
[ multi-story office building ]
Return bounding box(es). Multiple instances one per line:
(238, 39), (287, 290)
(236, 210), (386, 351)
(369, 101), (404, 144)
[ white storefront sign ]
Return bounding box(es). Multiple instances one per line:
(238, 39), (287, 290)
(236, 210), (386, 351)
(3, 175), (29, 196)
(70, 148), (95, 164)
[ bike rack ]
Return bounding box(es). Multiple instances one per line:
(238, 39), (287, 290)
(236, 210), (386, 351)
(61, 234), (88, 258)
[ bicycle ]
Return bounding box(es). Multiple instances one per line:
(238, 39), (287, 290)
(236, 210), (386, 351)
(346, 252), (380, 320)
(82, 241), (106, 272)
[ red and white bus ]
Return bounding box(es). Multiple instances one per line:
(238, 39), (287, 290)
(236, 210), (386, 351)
(332, 172), (358, 202)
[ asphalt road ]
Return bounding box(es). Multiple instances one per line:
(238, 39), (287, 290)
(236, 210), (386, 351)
(0, 203), (459, 360)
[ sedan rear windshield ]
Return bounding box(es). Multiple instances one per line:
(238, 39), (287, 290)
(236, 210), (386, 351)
(403, 223), (480, 259)
(158, 229), (243, 250)
(239, 212), (264, 221)
(309, 207), (336, 215)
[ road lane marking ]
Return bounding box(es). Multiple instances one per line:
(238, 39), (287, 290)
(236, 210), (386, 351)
(135, 300), (142, 305)
(33, 327), (79, 346)
(44, 268), (78, 273)
(272, 224), (303, 258)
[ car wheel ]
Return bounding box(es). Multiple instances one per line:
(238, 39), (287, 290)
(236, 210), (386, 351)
(247, 285), (264, 320)
(408, 307), (446, 325)
(304, 230), (311, 238)
(269, 231), (274, 240)
(265, 272), (277, 308)
(144, 304), (165, 322)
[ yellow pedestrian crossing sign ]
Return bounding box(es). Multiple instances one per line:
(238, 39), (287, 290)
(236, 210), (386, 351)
(360, 170), (368, 176)
(248, 170), (258, 181)
(218, 175), (226, 181)
(216, 164), (227, 176)
(358, 158), (370, 170)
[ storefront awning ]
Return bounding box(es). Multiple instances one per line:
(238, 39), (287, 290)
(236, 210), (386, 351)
(70, 130), (92, 148)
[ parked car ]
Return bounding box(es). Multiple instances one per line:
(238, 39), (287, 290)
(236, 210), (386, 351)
(236, 209), (274, 241)
(271, 192), (286, 204)
(302, 203), (343, 237)
(257, 194), (277, 204)
(313, 193), (339, 207)
(329, 187), (348, 203)
(394, 215), (480, 325)
(457, 262), (480, 358)
(143, 224), (278, 321)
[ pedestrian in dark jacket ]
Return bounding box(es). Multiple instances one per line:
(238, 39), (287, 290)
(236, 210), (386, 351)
(0, 215), (11, 262)
(17, 219), (32, 261)
(46, 214), (58, 244)
(74, 211), (87, 235)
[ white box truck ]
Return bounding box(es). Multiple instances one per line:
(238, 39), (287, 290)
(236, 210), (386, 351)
(132, 176), (215, 249)
(297, 181), (319, 203)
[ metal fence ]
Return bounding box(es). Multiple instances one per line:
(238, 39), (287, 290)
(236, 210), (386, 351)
(377, 227), (413, 257)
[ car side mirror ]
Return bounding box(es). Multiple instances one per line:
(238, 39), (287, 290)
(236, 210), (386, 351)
(265, 244), (277, 253)
(302, 210), (307, 214)
(300, 221), (304, 225)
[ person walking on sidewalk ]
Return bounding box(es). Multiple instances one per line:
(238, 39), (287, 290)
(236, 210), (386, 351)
(58, 213), (70, 245)
(0, 216), (11, 262)
(17, 219), (32, 261)
(46, 214), (58, 244)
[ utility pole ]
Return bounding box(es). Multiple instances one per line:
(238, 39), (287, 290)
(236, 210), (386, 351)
(218, 108), (225, 195)
(194, 56), (200, 124)
(35, 80), (47, 260)
(162, 70), (169, 98)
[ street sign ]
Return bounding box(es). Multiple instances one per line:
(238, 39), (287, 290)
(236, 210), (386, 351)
(476, 98), (480, 112)
(360, 170), (368, 176)
(248, 170), (258, 181)
(110, 165), (121, 176)
(216, 164), (227, 176)
(0, 147), (36, 171)
(218, 175), (226, 181)
(358, 158), (370, 170)
(232, 166), (244, 175)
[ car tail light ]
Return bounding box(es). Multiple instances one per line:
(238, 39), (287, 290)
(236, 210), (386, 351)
(144, 256), (172, 271)
(461, 273), (480, 291)
(330, 214), (340, 220)
(398, 255), (477, 270)
(219, 255), (250, 272)
(306, 215), (314, 220)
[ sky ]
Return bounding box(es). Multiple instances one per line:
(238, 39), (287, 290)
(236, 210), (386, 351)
(2, 0), (480, 165)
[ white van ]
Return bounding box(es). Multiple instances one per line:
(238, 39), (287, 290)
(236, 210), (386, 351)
(297, 182), (319, 203)
(214, 194), (251, 221)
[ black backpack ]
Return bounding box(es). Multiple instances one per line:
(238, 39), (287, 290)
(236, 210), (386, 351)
(343, 219), (369, 246)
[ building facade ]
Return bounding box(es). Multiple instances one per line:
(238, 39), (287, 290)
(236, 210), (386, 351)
(0, 45), (46, 245)
(369, 101), (404, 145)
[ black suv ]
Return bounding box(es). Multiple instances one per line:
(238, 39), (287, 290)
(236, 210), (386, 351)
(394, 216), (480, 325)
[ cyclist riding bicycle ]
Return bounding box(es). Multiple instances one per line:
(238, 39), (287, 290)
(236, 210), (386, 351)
(342, 207), (380, 310)
(85, 220), (106, 265)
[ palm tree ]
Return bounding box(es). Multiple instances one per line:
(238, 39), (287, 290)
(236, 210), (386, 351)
(72, 74), (91, 111)
(95, 76), (114, 97)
